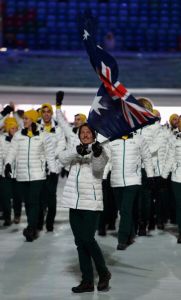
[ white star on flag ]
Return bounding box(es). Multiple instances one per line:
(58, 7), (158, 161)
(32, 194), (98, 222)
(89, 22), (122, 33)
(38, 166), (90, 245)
(90, 96), (108, 115)
(83, 30), (90, 40)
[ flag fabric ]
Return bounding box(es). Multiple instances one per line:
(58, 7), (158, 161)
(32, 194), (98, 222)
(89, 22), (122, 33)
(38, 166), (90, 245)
(78, 12), (158, 141)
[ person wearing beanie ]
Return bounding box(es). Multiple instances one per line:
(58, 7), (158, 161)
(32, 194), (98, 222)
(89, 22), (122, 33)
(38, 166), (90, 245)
(137, 97), (153, 113)
(4, 110), (57, 242)
(152, 109), (161, 119)
(0, 117), (20, 226)
(161, 119), (181, 243)
(109, 132), (154, 250)
(148, 110), (171, 230)
(169, 114), (179, 131)
(74, 113), (87, 131)
(136, 97), (161, 235)
(37, 103), (66, 232)
(58, 123), (111, 293)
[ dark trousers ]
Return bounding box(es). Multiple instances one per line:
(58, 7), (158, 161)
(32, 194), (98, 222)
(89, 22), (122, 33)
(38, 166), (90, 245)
(113, 185), (139, 243)
(38, 174), (58, 229)
(154, 177), (167, 225)
(17, 180), (44, 230)
(139, 169), (152, 227)
(168, 175), (176, 223)
(171, 181), (181, 233)
(99, 173), (117, 231)
(0, 178), (21, 220)
(69, 209), (108, 283)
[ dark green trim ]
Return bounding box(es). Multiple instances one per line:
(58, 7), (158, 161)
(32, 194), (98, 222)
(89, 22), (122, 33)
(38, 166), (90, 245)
(93, 185), (96, 200)
(75, 165), (81, 209)
(28, 138), (31, 181)
(123, 140), (126, 186)
(157, 159), (161, 176)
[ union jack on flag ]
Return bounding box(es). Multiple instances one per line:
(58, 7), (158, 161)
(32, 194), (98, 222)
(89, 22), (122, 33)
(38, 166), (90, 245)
(79, 12), (158, 140)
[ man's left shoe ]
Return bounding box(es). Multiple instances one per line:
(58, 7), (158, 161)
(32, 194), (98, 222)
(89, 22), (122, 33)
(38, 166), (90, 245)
(72, 281), (94, 293)
(127, 238), (135, 246)
(46, 225), (54, 232)
(97, 271), (111, 291)
(157, 223), (164, 230)
(117, 243), (127, 250)
(98, 229), (106, 236)
(177, 234), (181, 244)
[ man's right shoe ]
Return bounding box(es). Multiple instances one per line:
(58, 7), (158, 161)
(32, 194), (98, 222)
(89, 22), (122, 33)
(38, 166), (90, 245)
(97, 271), (111, 291)
(98, 229), (106, 236)
(157, 223), (164, 230)
(117, 243), (127, 250)
(138, 229), (147, 236)
(23, 227), (38, 242)
(177, 234), (181, 244)
(72, 281), (94, 293)
(13, 216), (21, 224)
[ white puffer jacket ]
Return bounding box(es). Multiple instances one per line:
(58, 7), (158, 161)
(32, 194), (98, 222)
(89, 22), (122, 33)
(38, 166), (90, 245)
(0, 134), (16, 178)
(110, 134), (154, 187)
(162, 134), (181, 183)
(5, 129), (56, 182)
(38, 118), (66, 173)
(139, 122), (161, 155)
(59, 146), (108, 211)
(150, 125), (171, 177)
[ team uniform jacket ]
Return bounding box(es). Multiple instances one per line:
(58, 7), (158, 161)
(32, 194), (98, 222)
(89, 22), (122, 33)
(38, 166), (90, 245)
(110, 134), (154, 187)
(162, 133), (181, 183)
(58, 146), (108, 211)
(0, 134), (16, 178)
(5, 129), (56, 182)
(38, 118), (66, 173)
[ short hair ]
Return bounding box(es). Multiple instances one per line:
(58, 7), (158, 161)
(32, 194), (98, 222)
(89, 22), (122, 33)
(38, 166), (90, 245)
(78, 123), (96, 140)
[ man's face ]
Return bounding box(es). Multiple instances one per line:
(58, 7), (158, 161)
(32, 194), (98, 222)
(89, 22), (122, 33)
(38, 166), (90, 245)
(74, 115), (84, 128)
(171, 116), (179, 129)
(177, 119), (181, 131)
(9, 127), (18, 136)
(41, 107), (52, 124)
(23, 116), (32, 128)
(79, 126), (94, 145)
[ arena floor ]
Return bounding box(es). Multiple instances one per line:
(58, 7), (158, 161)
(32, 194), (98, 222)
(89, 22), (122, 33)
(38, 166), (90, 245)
(0, 208), (180, 300)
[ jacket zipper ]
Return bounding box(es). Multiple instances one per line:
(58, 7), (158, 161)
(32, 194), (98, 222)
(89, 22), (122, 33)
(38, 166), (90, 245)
(28, 137), (31, 181)
(93, 185), (96, 200)
(157, 159), (161, 176)
(75, 165), (81, 209)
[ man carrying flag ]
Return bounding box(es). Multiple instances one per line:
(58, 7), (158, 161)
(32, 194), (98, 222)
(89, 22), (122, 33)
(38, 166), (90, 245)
(77, 11), (156, 250)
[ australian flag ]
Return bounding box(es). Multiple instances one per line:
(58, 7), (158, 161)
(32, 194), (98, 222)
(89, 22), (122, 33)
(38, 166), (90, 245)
(78, 12), (158, 141)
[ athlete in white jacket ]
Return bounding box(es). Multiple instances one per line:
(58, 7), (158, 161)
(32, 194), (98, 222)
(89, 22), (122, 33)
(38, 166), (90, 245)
(162, 120), (181, 243)
(0, 117), (21, 226)
(37, 103), (66, 232)
(110, 132), (154, 250)
(59, 123), (111, 293)
(5, 110), (56, 242)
